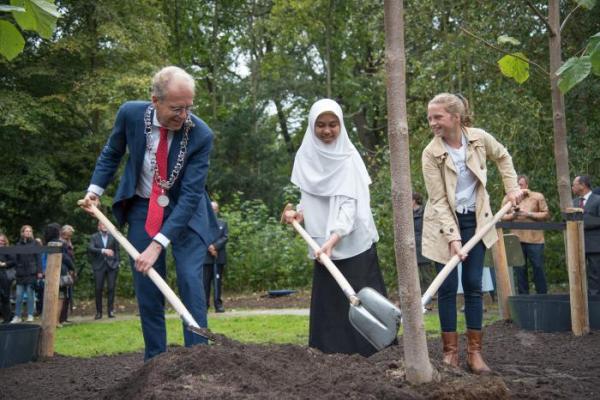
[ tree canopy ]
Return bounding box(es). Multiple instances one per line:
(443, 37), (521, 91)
(0, 0), (598, 292)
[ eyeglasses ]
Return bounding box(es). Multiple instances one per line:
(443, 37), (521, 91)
(169, 105), (195, 115)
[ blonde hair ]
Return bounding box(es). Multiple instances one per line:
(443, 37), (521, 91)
(428, 93), (473, 127)
(20, 225), (33, 236)
(61, 225), (75, 235)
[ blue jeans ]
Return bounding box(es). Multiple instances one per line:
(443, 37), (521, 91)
(514, 243), (547, 294)
(435, 212), (485, 332)
(15, 283), (35, 318)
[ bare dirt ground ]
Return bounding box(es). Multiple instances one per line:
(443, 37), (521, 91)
(1, 291), (599, 399)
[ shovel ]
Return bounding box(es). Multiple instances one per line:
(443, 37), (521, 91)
(77, 200), (217, 341)
(282, 205), (401, 351)
(420, 201), (515, 309)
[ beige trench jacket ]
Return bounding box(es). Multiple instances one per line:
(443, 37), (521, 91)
(421, 127), (519, 264)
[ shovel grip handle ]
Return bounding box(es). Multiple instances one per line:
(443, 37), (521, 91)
(78, 201), (201, 329)
(291, 220), (357, 300)
(421, 201), (514, 306)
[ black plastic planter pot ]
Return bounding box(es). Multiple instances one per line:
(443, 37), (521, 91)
(0, 323), (40, 368)
(509, 294), (600, 332)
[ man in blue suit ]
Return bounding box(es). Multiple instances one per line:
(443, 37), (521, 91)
(82, 66), (218, 360)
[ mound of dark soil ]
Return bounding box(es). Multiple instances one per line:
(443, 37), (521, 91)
(1, 321), (598, 399)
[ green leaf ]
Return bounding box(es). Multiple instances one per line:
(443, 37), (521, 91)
(30, 0), (59, 39)
(11, 0), (58, 39)
(0, 20), (26, 60)
(574, 0), (596, 10)
(0, 5), (25, 12)
(11, 0), (36, 31)
(590, 42), (600, 76)
(587, 32), (600, 52)
(497, 35), (520, 46)
(498, 52), (529, 84)
(556, 56), (592, 93)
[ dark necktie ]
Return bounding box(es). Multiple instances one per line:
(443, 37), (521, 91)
(579, 197), (585, 208)
(145, 127), (169, 237)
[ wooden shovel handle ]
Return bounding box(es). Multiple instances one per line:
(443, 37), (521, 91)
(282, 204), (359, 304)
(421, 201), (515, 307)
(77, 200), (202, 330)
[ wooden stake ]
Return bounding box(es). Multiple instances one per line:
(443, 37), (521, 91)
(39, 242), (63, 357)
(565, 208), (589, 336)
(491, 228), (512, 320)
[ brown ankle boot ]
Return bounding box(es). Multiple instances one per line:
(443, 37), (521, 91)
(466, 329), (492, 374)
(441, 331), (459, 367)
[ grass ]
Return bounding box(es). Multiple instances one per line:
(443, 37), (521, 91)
(55, 308), (501, 358)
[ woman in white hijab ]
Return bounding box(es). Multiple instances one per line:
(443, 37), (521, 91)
(283, 99), (387, 357)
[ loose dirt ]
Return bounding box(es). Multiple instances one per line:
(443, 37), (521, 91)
(1, 292), (599, 399)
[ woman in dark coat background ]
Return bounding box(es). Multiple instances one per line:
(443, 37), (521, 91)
(12, 225), (42, 323)
(0, 233), (16, 323)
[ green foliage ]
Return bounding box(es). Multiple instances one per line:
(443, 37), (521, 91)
(557, 32), (600, 93)
(0, 20), (25, 60)
(220, 194), (312, 292)
(0, 0), (58, 60)
(575, 0), (596, 10)
(557, 55), (593, 93)
(498, 52), (530, 84)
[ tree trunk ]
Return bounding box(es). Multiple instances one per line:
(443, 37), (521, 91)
(274, 97), (293, 155)
(383, 0), (434, 384)
(548, 0), (572, 211)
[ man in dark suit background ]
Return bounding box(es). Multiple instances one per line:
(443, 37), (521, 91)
(82, 66), (219, 360)
(572, 175), (600, 296)
(203, 201), (228, 313)
(88, 221), (120, 319)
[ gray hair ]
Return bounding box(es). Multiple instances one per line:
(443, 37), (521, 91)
(151, 66), (195, 100)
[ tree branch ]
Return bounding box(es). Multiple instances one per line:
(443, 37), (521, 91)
(526, 1), (556, 37)
(459, 26), (548, 76)
(560, 4), (581, 33)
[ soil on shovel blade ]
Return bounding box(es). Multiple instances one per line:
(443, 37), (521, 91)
(1, 319), (599, 399)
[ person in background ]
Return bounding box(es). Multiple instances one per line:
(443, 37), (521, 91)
(0, 233), (16, 323)
(501, 175), (550, 294)
(421, 93), (523, 373)
(283, 99), (387, 357)
(572, 175), (600, 296)
(203, 201), (228, 313)
(88, 221), (121, 319)
(44, 223), (75, 327)
(60, 224), (76, 323)
(12, 225), (42, 323)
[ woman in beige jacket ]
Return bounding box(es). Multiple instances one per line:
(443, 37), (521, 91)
(421, 93), (523, 374)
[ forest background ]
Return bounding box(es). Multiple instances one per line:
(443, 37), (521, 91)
(0, 0), (598, 299)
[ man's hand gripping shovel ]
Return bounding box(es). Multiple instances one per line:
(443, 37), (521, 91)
(78, 198), (217, 342)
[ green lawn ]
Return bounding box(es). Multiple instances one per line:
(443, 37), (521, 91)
(55, 309), (500, 358)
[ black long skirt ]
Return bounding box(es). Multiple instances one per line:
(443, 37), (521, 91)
(309, 244), (388, 357)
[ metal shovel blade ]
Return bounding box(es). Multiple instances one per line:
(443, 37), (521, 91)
(348, 287), (402, 351)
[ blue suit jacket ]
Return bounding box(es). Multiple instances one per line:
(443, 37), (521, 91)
(90, 101), (219, 246)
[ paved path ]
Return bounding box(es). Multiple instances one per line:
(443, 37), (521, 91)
(61, 308), (310, 324)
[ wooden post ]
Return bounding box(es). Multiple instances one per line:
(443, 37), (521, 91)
(491, 228), (512, 320)
(39, 242), (62, 357)
(565, 208), (589, 336)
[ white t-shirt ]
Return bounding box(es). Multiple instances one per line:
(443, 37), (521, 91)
(444, 134), (477, 214)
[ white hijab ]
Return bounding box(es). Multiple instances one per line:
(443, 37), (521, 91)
(291, 99), (374, 232)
